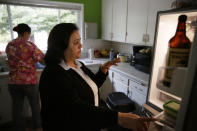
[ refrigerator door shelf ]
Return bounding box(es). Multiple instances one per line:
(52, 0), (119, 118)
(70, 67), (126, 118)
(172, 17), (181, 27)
(154, 111), (176, 129)
(156, 66), (187, 98)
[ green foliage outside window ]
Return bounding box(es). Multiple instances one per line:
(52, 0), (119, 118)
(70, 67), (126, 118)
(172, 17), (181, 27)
(0, 5), (10, 45)
(0, 4), (77, 51)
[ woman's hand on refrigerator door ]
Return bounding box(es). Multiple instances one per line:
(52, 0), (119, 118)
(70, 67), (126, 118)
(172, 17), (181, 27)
(118, 112), (156, 131)
(101, 58), (121, 74)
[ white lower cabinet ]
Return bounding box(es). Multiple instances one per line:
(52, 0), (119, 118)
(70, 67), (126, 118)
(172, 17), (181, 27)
(113, 71), (129, 95)
(86, 64), (100, 74)
(99, 70), (114, 101)
(113, 80), (128, 95)
(128, 79), (147, 106)
(114, 71), (129, 86)
(86, 64), (148, 106)
(0, 77), (12, 124)
(128, 85), (146, 106)
(110, 69), (148, 106)
(86, 64), (114, 101)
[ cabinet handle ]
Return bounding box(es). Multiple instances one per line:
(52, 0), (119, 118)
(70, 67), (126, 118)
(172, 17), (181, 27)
(130, 91), (132, 98)
(130, 79), (145, 87)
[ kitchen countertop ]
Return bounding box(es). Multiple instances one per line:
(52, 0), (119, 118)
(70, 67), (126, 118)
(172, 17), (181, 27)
(110, 63), (150, 85)
(78, 58), (109, 65)
(0, 71), (9, 78)
(0, 58), (150, 84)
(79, 58), (150, 85)
(0, 69), (43, 79)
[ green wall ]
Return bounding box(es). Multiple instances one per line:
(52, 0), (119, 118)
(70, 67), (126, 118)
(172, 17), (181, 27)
(54, 0), (101, 38)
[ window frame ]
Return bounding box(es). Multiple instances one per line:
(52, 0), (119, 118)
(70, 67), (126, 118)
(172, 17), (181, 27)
(0, 0), (84, 53)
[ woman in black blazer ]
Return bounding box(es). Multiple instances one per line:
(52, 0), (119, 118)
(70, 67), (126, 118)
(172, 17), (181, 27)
(39, 23), (154, 131)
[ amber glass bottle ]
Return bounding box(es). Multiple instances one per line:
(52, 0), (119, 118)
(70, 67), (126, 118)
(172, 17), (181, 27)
(163, 15), (191, 86)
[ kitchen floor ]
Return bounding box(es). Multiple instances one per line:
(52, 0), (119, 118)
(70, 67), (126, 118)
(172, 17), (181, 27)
(0, 117), (38, 131)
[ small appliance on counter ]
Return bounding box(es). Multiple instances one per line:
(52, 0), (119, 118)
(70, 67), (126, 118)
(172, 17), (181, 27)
(130, 45), (152, 74)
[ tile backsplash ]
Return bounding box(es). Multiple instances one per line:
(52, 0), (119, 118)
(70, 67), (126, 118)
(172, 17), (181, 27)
(81, 39), (112, 58)
(110, 41), (135, 55)
(82, 39), (136, 58)
(0, 39), (137, 63)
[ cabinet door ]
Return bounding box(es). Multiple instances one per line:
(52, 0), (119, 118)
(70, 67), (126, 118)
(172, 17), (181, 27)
(129, 79), (147, 105)
(146, 0), (173, 46)
(0, 77), (12, 124)
(99, 70), (114, 101)
(108, 70), (113, 83)
(86, 64), (100, 74)
(114, 71), (129, 86)
(112, 0), (127, 42)
(128, 85), (146, 106)
(102, 0), (113, 40)
(126, 0), (149, 45)
(130, 79), (148, 96)
(113, 80), (128, 95)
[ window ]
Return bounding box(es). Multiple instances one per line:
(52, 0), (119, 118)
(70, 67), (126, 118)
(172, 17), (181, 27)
(0, 0), (84, 52)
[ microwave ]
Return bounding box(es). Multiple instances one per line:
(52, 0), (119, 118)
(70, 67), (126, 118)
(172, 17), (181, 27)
(130, 45), (152, 74)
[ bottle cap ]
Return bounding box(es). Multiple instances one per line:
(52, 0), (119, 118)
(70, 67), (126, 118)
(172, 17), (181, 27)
(179, 15), (187, 22)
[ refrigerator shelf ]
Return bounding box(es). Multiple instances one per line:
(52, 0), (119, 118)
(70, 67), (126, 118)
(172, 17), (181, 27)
(156, 66), (187, 98)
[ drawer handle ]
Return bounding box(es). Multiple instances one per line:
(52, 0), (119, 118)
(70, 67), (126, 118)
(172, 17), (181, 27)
(130, 79), (145, 86)
(134, 86), (143, 92)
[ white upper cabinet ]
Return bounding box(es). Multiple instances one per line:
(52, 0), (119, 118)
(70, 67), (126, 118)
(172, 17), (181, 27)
(126, 0), (149, 45)
(102, 0), (173, 45)
(102, 0), (127, 42)
(111, 0), (127, 42)
(102, 0), (113, 40)
(146, 0), (173, 46)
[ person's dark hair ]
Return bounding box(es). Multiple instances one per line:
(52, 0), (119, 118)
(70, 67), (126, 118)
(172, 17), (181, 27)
(44, 23), (78, 65)
(13, 23), (31, 35)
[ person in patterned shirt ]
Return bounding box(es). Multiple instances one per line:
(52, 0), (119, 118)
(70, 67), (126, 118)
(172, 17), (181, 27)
(6, 23), (44, 131)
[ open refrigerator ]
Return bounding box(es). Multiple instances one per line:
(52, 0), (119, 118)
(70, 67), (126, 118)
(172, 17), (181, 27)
(146, 8), (197, 131)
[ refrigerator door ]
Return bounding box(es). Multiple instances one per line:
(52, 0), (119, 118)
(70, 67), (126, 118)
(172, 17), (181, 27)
(176, 22), (197, 131)
(147, 8), (197, 111)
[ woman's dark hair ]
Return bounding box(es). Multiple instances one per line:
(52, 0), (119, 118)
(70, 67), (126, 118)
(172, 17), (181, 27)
(44, 23), (78, 65)
(13, 23), (31, 35)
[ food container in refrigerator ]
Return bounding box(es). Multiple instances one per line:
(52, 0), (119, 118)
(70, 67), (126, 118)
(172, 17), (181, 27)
(163, 100), (180, 119)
